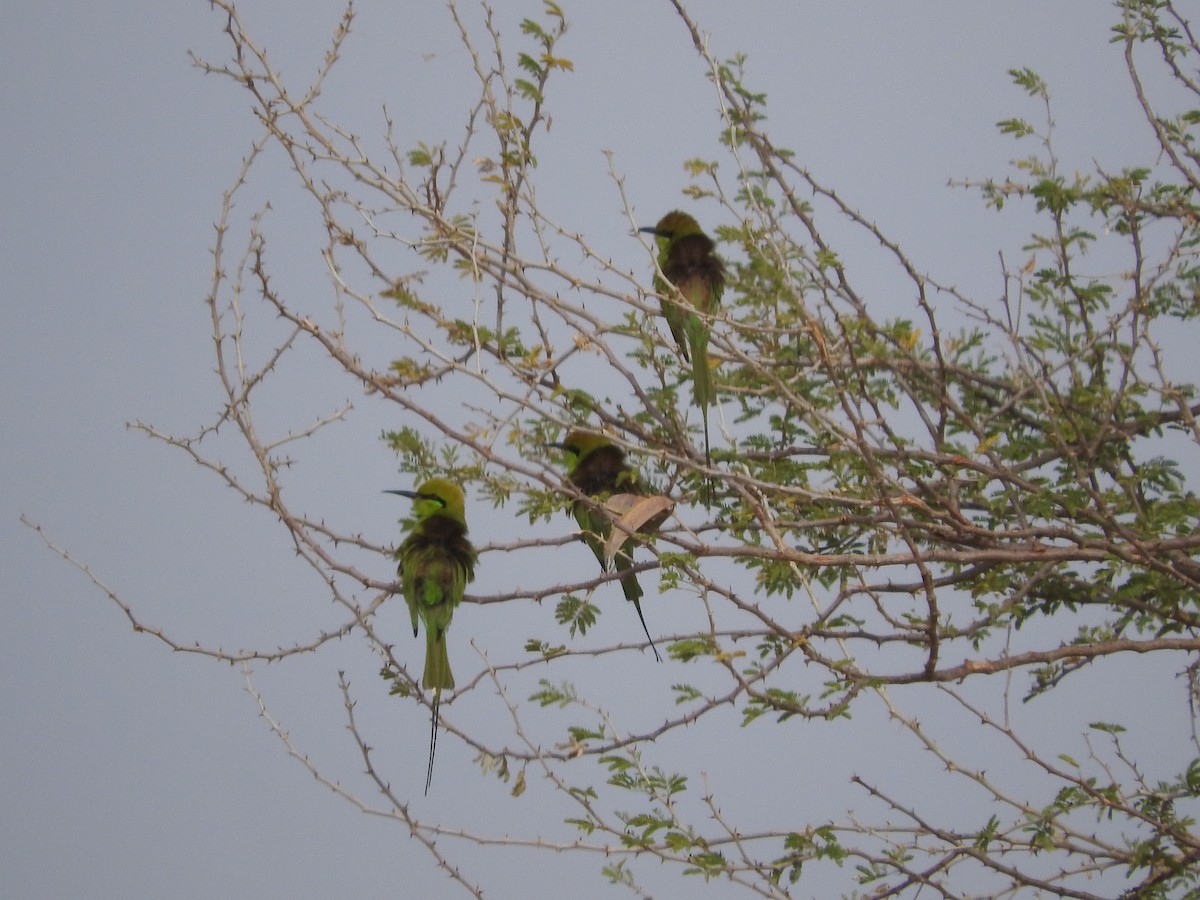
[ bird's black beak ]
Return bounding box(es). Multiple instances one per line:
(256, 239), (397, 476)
(637, 225), (661, 237)
(383, 489), (419, 499)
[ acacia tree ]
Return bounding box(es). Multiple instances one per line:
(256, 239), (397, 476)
(43, 0), (1200, 896)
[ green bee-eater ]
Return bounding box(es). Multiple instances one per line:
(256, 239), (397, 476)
(385, 477), (477, 794)
(639, 210), (726, 469)
(551, 430), (670, 662)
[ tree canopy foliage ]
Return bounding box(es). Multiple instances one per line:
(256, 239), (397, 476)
(54, 1), (1200, 896)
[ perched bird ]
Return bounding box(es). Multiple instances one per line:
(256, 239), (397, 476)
(639, 210), (726, 470)
(550, 430), (669, 662)
(385, 477), (477, 794)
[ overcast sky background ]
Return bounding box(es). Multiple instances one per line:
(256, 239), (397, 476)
(3, 2), (1190, 898)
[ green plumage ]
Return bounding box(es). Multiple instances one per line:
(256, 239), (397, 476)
(640, 210), (726, 467)
(552, 430), (661, 662)
(387, 477), (477, 793)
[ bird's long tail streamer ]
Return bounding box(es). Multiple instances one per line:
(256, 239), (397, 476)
(425, 691), (440, 795)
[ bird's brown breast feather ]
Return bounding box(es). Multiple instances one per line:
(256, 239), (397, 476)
(663, 232), (725, 296)
(401, 515), (477, 577)
(569, 445), (644, 497)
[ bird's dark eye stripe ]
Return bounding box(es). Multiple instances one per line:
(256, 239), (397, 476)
(419, 492), (447, 506)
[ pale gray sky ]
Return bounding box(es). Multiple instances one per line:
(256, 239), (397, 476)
(3, 2), (1185, 897)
